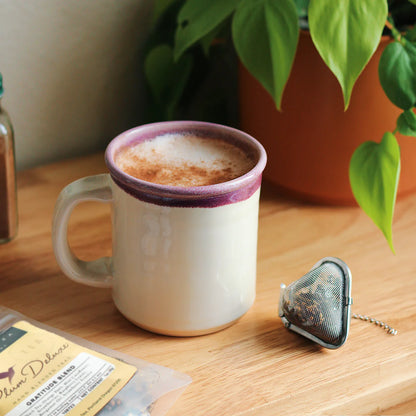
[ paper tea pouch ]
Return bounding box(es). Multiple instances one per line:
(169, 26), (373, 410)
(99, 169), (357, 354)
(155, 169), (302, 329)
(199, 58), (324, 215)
(0, 307), (191, 416)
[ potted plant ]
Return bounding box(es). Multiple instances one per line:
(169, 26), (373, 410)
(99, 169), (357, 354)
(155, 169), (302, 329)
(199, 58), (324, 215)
(144, 0), (416, 252)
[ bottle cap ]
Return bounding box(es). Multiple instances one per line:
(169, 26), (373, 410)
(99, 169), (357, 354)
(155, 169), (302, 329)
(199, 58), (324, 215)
(0, 73), (3, 98)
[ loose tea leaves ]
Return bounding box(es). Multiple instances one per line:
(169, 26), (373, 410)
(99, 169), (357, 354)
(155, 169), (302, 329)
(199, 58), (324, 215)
(279, 257), (352, 349)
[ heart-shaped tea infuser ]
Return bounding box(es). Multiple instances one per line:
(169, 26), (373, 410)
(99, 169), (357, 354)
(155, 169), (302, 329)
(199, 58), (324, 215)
(278, 257), (397, 349)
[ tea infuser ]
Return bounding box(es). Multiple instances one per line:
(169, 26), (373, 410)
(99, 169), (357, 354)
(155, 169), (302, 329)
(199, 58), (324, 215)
(278, 257), (397, 349)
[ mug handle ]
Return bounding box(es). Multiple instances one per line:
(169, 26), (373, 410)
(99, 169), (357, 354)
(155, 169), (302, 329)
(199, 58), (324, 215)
(52, 174), (113, 288)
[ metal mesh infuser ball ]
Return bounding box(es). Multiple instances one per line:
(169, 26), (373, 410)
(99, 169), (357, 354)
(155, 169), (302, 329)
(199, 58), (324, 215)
(279, 257), (353, 349)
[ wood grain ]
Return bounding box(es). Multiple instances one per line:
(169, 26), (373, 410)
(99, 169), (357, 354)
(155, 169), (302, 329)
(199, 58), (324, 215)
(0, 153), (415, 415)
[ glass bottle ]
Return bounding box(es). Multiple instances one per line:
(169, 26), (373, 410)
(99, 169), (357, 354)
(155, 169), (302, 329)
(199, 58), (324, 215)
(0, 73), (17, 243)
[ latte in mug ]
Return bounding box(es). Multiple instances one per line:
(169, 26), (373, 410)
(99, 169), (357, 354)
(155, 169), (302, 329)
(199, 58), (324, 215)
(53, 121), (267, 336)
(114, 133), (256, 187)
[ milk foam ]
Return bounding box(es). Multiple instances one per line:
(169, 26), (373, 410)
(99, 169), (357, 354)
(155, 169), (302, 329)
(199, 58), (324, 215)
(115, 133), (255, 187)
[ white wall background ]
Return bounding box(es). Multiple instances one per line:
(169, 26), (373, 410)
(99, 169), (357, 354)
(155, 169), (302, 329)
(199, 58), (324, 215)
(0, 0), (153, 170)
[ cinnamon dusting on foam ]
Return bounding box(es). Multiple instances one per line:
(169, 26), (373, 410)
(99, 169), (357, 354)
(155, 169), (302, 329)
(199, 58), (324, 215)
(115, 133), (255, 187)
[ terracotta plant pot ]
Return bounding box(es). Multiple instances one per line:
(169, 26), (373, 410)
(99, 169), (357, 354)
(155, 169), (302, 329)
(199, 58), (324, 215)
(239, 31), (416, 205)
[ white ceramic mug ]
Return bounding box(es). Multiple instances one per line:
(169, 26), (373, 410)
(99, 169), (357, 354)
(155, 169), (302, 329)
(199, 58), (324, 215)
(52, 121), (267, 336)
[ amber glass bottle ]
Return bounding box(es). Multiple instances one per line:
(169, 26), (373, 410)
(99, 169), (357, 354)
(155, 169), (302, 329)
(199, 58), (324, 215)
(0, 74), (17, 243)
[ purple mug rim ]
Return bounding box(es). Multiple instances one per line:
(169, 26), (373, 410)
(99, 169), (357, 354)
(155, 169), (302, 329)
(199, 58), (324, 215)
(105, 121), (267, 207)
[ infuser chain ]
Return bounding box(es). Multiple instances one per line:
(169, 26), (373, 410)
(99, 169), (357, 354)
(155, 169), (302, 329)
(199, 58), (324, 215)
(352, 313), (398, 335)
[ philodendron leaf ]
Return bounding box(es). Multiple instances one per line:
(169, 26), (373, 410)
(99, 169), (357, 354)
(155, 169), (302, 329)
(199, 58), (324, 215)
(174, 0), (241, 60)
(397, 108), (416, 137)
(309, 0), (387, 109)
(293, 0), (309, 17)
(349, 132), (401, 252)
(379, 40), (416, 110)
(406, 26), (416, 42)
(144, 44), (193, 119)
(232, 0), (299, 110)
(199, 20), (227, 56)
(152, 0), (179, 24)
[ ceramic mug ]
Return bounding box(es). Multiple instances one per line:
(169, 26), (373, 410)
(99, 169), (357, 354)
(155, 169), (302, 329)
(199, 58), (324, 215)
(52, 121), (267, 336)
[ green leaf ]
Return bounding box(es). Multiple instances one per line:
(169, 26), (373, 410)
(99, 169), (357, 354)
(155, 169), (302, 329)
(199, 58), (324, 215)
(397, 108), (416, 136)
(232, 0), (299, 111)
(174, 0), (240, 60)
(409, 0), (416, 5)
(144, 44), (193, 119)
(199, 20), (227, 56)
(293, 0), (309, 17)
(349, 132), (401, 253)
(406, 25), (416, 42)
(309, 0), (387, 109)
(379, 40), (416, 110)
(152, 0), (180, 25)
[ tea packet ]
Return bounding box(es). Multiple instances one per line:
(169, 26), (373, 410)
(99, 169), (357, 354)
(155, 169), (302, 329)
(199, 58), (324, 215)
(0, 307), (191, 416)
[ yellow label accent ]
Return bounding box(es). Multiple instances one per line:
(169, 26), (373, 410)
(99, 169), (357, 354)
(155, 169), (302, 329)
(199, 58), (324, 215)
(0, 321), (136, 416)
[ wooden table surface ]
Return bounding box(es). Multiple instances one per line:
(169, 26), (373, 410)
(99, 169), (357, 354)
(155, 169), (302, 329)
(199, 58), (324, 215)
(1, 152), (416, 415)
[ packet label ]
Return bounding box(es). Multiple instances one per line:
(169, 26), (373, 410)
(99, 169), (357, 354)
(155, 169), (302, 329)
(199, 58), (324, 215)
(0, 321), (136, 416)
